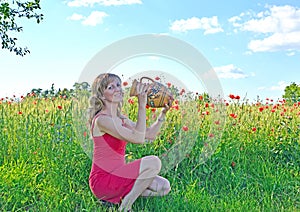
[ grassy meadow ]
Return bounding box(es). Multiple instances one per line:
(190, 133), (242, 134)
(0, 84), (299, 212)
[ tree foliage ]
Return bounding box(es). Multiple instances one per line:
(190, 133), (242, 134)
(0, 0), (43, 56)
(30, 82), (91, 99)
(283, 82), (300, 104)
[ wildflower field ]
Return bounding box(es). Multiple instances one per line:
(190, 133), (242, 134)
(0, 83), (299, 212)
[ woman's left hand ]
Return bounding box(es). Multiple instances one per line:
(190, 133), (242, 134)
(161, 98), (173, 114)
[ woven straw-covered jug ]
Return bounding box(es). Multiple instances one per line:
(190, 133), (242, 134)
(129, 77), (173, 108)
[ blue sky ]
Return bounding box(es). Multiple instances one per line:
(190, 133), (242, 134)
(1, 0), (299, 102)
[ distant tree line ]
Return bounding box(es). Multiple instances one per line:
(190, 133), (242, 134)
(28, 81), (300, 104)
(30, 82), (90, 99)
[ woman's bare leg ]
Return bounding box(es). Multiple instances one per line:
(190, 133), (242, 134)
(140, 175), (171, 197)
(118, 156), (161, 211)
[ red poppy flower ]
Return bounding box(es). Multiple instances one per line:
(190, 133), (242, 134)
(18, 111), (22, 115)
(155, 76), (160, 80)
(252, 127), (257, 132)
(172, 104), (179, 110)
(199, 95), (203, 100)
(166, 82), (171, 88)
(229, 94), (235, 99)
(215, 120), (220, 125)
(123, 81), (128, 86)
(230, 113), (237, 118)
(182, 126), (188, 131)
(57, 105), (62, 110)
(231, 161), (236, 168)
(180, 89), (185, 95)
(128, 99), (134, 104)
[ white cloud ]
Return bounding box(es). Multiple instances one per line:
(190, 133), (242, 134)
(67, 13), (85, 21)
(258, 81), (289, 91)
(286, 51), (295, 56)
(229, 5), (300, 52)
(82, 11), (108, 26)
(270, 81), (290, 91)
(67, 0), (142, 7)
(257, 86), (266, 91)
(67, 11), (108, 26)
(228, 16), (242, 27)
(170, 16), (223, 34)
(214, 64), (250, 79)
(248, 32), (300, 52)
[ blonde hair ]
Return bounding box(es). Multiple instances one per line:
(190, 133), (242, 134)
(88, 73), (123, 126)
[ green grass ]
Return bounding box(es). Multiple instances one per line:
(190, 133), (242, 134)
(0, 92), (299, 211)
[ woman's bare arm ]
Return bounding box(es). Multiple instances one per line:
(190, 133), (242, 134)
(95, 83), (149, 144)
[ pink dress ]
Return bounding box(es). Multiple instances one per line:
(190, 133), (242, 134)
(89, 114), (141, 204)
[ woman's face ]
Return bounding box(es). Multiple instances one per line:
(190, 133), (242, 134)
(102, 78), (123, 103)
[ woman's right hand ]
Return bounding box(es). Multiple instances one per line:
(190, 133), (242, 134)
(136, 83), (150, 106)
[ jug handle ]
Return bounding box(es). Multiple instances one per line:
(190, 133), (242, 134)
(140, 76), (154, 83)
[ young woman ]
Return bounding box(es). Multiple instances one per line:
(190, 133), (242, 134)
(88, 73), (171, 211)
